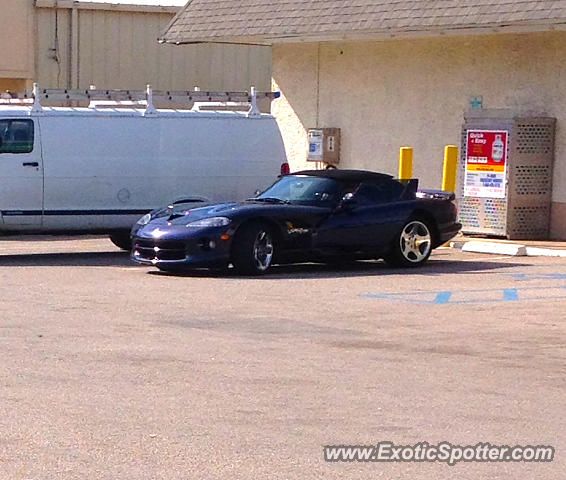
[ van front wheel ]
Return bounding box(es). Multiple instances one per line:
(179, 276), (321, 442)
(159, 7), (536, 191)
(109, 233), (132, 251)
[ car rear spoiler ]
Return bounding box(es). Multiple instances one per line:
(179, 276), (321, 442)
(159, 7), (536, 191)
(396, 179), (456, 201)
(416, 189), (456, 201)
(399, 178), (419, 200)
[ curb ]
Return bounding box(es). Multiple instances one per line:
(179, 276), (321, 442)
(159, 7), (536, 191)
(450, 240), (566, 257)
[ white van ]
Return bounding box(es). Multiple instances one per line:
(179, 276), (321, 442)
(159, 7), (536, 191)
(0, 87), (288, 249)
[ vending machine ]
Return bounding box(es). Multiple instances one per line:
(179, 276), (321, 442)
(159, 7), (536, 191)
(458, 109), (556, 239)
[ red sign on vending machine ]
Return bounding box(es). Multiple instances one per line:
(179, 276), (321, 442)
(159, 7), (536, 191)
(464, 130), (508, 198)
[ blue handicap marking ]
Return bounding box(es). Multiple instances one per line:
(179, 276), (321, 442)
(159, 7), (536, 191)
(363, 273), (566, 305)
(434, 292), (452, 305)
(503, 289), (519, 301)
(362, 284), (566, 305)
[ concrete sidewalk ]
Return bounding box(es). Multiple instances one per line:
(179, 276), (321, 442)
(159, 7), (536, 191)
(450, 234), (566, 257)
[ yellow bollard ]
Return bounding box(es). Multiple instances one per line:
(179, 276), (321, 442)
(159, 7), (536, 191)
(398, 147), (413, 180)
(442, 145), (459, 192)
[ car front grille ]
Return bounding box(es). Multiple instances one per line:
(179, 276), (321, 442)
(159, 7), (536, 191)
(134, 238), (187, 261)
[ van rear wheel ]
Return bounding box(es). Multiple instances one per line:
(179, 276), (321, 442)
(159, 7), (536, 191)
(109, 233), (132, 251)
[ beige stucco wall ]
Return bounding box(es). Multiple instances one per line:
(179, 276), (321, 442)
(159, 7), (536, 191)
(272, 32), (566, 238)
(0, 79), (33, 92)
(0, 0), (35, 82)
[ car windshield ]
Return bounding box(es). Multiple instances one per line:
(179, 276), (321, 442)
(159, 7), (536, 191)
(255, 175), (340, 205)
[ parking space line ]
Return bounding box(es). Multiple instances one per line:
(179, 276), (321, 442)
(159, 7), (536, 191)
(511, 273), (566, 280)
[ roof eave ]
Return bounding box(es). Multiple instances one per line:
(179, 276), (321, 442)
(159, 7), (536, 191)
(159, 35), (273, 46)
(161, 20), (566, 47)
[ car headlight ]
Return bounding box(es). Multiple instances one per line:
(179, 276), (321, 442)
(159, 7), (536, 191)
(136, 213), (152, 226)
(186, 217), (231, 227)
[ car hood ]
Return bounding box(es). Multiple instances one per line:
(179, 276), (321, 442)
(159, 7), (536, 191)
(145, 202), (238, 227)
(145, 200), (322, 228)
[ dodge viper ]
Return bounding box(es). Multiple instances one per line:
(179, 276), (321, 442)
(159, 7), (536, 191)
(131, 169), (461, 274)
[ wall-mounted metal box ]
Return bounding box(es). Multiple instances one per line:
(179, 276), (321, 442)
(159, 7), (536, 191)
(307, 128), (341, 165)
(458, 109), (556, 240)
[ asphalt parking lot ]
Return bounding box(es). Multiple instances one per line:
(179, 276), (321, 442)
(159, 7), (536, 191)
(0, 236), (564, 479)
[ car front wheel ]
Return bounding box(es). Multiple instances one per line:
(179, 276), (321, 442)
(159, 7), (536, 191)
(231, 223), (275, 275)
(383, 219), (433, 267)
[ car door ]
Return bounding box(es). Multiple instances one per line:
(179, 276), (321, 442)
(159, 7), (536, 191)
(347, 181), (408, 252)
(312, 182), (364, 254)
(313, 180), (408, 254)
(0, 118), (43, 226)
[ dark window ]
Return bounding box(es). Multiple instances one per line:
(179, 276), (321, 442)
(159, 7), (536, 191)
(258, 175), (340, 205)
(0, 119), (34, 154)
(355, 181), (405, 205)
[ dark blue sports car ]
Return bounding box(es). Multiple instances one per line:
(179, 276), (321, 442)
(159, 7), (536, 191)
(131, 170), (461, 274)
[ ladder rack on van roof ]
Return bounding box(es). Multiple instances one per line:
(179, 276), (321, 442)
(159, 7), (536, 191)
(0, 84), (281, 117)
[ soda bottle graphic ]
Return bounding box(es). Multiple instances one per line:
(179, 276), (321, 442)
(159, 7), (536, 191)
(492, 134), (504, 163)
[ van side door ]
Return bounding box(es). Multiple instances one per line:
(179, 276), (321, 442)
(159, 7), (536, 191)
(0, 118), (43, 227)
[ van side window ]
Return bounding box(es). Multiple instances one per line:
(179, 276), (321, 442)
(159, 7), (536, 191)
(0, 119), (34, 154)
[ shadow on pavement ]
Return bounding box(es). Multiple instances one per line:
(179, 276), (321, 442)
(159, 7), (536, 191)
(149, 258), (528, 280)
(0, 251), (134, 267)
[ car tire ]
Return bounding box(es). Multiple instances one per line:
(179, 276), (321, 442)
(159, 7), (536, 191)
(231, 223), (275, 275)
(383, 218), (433, 268)
(109, 233), (132, 251)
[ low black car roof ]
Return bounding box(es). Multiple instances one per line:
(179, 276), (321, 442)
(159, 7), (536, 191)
(293, 169), (394, 183)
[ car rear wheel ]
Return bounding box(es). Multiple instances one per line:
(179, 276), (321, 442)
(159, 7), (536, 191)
(231, 223), (275, 275)
(383, 219), (433, 267)
(109, 233), (132, 251)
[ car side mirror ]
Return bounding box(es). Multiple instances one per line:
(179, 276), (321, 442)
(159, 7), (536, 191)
(338, 192), (357, 210)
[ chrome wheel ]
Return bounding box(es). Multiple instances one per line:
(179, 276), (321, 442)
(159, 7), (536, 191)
(400, 220), (432, 263)
(252, 230), (273, 271)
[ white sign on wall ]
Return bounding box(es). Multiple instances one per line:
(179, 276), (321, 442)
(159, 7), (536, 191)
(308, 129), (323, 161)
